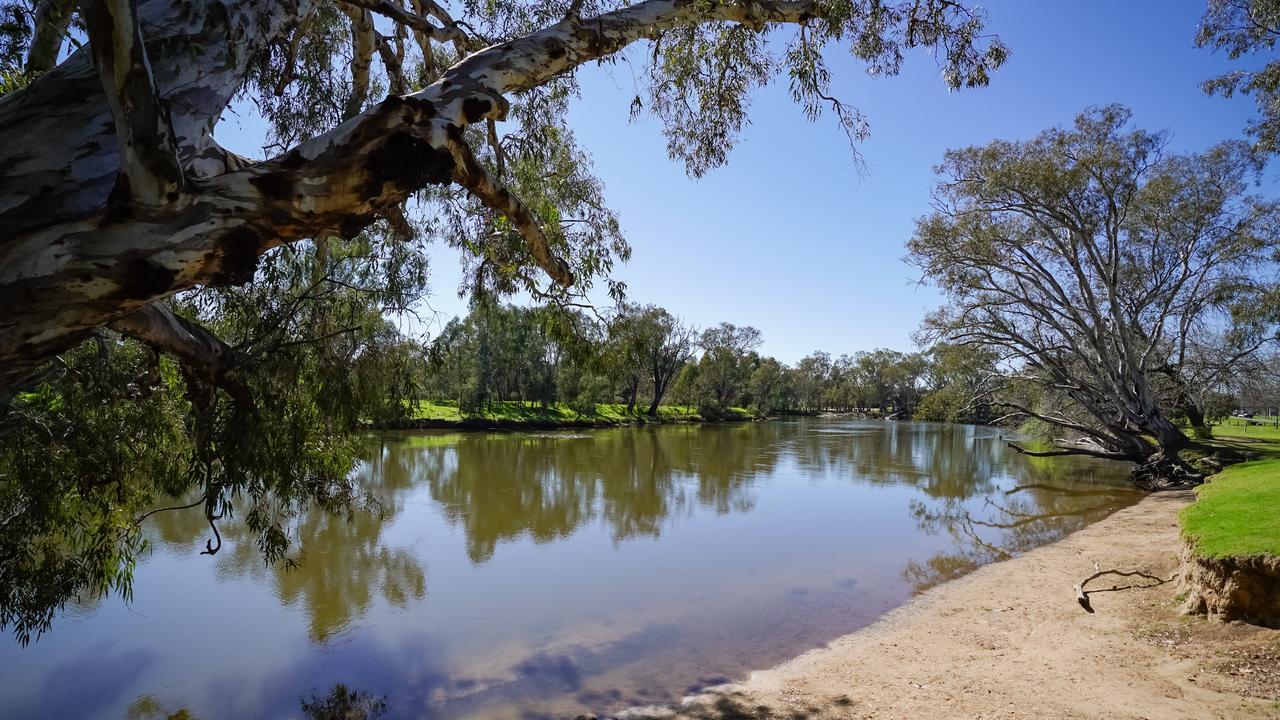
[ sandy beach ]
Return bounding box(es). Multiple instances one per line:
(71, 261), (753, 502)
(633, 491), (1280, 719)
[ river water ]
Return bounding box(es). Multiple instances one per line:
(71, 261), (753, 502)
(0, 418), (1140, 719)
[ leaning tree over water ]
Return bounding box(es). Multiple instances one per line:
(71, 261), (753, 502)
(910, 106), (1280, 487)
(0, 0), (1006, 387)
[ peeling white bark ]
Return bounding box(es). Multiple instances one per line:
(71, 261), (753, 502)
(83, 0), (185, 205)
(0, 0), (826, 391)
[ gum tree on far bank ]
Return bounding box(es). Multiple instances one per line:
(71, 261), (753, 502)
(909, 106), (1280, 488)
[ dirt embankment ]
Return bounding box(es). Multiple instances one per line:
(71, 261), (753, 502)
(1180, 545), (1280, 628)
(625, 491), (1280, 720)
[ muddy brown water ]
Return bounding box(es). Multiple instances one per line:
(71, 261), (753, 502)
(0, 418), (1141, 719)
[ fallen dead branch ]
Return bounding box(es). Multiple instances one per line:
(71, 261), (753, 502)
(1075, 563), (1175, 613)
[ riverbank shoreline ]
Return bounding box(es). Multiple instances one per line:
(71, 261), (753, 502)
(626, 491), (1280, 719)
(368, 401), (796, 431)
(370, 412), (758, 431)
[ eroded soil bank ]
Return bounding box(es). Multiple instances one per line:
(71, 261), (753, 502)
(623, 492), (1280, 720)
(1180, 545), (1280, 627)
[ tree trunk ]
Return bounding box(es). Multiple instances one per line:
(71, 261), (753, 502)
(1182, 401), (1210, 439)
(0, 0), (826, 393)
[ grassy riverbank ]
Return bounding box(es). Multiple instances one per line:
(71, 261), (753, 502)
(1181, 459), (1280, 558)
(380, 400), (755, 429)
(1180, 422), (1280, 560)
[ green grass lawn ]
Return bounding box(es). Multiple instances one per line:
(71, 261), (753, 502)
(1212, 418), (1280, 442)
(1180, 456), (1280, 559)
(406, 399), (750, 425)
(1201, 421), (1280, 458)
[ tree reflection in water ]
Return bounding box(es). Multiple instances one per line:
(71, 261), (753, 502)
(423, 423), (770, 562)
(143, 438), (427, 642)
(127, 684), (388, 720)
(904, 453), (1141, 592)
(130, 420), (1137, 676)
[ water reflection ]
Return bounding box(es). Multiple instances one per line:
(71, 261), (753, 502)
(144, 445), (427, 642)
(905, 454), (1141, 592)
(0, 419), (1140, 720)
(423, 424), (767, 561)
(126, 683), (388, 720)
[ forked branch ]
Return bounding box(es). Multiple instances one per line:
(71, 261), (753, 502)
(83, 0), (184, 205)
(339, 0), (468, 46)
(1074, 567), (1173, 613)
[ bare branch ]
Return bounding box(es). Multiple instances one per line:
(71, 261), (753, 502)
(275, 8), (318, 96)
(486, 118), (505, 178)
(376, 33), (407, 95)
(1075, 567), (1173, 613)
(1006, 441), (1133, 462)
(110, 304), (249, 405)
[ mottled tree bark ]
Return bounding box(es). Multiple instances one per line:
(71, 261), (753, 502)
(0, 0), (823, 393)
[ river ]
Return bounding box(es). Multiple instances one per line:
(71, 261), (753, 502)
(0, 418), (1140, 719)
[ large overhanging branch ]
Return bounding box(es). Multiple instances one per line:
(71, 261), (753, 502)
(82, 0), (185, 206)
(0, 0), (929, 392)
(110, 304), (250, 406)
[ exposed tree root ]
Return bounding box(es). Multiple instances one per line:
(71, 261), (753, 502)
(1131, 453), (1205, 491)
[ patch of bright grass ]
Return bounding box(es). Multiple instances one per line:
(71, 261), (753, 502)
(1180, 458), (1280, 559)
(1210, 420), (1280, 447)
(406, 400), (750, 425)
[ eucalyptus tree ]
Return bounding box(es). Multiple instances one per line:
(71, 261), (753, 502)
(604, 303), (648, 411)
(853, 348), (926, 413)
(794, 351), (833, 411)
(746, 355), (791, 414)
(635, 306), (696, 415)
(909, 106), (1280, 486)
(0, 0), (1006, 385)
(1199, 0), (1280, 153)
(696, 322), (762, 410)
(0, 0), (1006, 641)
(598, 302), (697, 415)
(914, 342), (999, 423)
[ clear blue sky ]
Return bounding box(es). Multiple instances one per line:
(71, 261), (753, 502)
(218, 0), (1268, 364)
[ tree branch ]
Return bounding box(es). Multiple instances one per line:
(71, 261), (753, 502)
(275, 8), (318, 96)
(1074, 567), (1173, 613)
(376, 32), (408, 96)
(341, 6), (377, 120)
(1006, 441), (1134, 462)
(83, 0), (184, 205)
(339, 0), (467, 47)
(26, 0), (78, 73)
(445, 133), (575, 286)
(110, 304), (250, 405)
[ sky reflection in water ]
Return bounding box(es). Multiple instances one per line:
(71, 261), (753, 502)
(0, 419), (1140, 719)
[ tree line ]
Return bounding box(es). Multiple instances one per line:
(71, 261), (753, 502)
(418, 301), (1002, 422)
